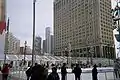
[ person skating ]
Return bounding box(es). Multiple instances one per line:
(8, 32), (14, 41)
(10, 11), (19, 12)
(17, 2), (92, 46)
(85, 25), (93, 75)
(92, 64), (98, 80)
(30, 63), (47, 80)
(26, 66), (32, 80)
(47, 67), (59, 80)
(73, 64), (82, 80)
(61, 63), (67, 80)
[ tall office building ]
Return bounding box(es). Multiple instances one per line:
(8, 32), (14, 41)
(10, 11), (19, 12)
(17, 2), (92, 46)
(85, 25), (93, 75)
(20, 46), (32, 55)
(35, 36), (42, 55)
(4, 32), (20, 54)
(45, 27), (51, 54)
(43, 40), (47, 54)
(54, 0), (115, 58)
(51, 35), (54, 55)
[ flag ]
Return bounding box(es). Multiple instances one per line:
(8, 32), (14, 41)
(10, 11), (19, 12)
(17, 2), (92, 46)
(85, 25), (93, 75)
(0, 21), (6, 34)
(6, 18), (9, 32)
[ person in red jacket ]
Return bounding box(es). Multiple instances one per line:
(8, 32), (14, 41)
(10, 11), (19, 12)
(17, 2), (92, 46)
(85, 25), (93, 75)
(2, 64), (9, 80)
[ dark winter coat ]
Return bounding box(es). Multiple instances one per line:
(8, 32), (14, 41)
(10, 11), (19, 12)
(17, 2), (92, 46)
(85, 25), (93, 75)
(26, 67), (32, 77)
(73, 67), (82, 77)
(30, 65), (47, 80)
(61, 66), (67, 75)
(92, 68), (98, 80)
(47, 72), (59, 80)
(2, 66), (9, 74)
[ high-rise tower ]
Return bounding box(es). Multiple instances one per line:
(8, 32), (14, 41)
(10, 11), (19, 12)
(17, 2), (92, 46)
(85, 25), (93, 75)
(45, 27), (51, 54)
(54, 0), (115, 58)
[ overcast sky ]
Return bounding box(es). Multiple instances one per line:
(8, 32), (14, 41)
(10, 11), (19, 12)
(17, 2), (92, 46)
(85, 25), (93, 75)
(7, 0), (53, 47)
(7, 0), (116, 47)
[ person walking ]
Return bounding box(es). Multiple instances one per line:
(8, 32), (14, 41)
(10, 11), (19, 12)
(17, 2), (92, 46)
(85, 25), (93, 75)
(114, 59), (120, 78)
(30, 63), (47, 80)
(47, 67), (59, 80)
(61, 63), (67, 80)
(2, 64), (9, 80)
(26, 66), (32, 80)
(92, 64), (98, 80)
(72, 64), (82, 80)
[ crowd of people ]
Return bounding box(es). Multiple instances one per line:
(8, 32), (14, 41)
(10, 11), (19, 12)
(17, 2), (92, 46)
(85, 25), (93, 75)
(0, 61), (99, 80)
(25, 63), (98, 80)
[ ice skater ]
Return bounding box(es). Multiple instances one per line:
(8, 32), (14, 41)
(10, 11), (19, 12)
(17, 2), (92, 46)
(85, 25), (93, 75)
(92, 64), (98, 80)
(61, 63), (67, 80)
(72, 64), (82, 80)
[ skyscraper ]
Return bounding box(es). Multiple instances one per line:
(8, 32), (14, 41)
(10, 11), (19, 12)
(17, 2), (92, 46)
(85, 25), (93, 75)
(4, 32), (20, 54)
(20, 46), (32, 55)
(35, 36), (42, 55)
(51, 35), (54, 55)
(43, 40), (47, 54)
(54, 0), (115, 58)
(45, 27), (51, 54)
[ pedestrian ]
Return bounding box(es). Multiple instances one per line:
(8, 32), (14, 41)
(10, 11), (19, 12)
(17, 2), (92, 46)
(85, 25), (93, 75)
(2, 64), (9, 80)
(0, 66), (2, 80)
(47, 67), (59, 80)
(61, 63), (67, 80)
(92, 64), (98, 80)
(114, 59), (120, 78)
(30, 63), (47, 80)
(72, 64), (82, 80)
(26, 66), (32, 80)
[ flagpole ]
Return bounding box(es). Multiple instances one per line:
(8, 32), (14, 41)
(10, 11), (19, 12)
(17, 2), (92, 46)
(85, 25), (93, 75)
(32, 0), (36, 66)
(4, 18), (9, 64)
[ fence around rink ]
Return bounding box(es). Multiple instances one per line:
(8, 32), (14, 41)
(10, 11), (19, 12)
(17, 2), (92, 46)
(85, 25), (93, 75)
(9, 67), (120, 80)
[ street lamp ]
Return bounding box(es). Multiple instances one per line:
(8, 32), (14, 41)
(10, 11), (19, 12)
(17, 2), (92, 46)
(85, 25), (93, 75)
(23, 41), (27, 65)
(65, 48), (69, 64)
(89, 46), (94, 66)
(106, 43), (111, 66)
(32, 0), (36, 66)
(4, 18), (9, 64)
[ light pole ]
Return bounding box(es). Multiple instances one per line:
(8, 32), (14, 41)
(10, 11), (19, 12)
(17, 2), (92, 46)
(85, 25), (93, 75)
(24, 41), (27, 65)
(65, 48), (68, 64)
(89, 46), (94, 66)
(4, 18), (9, 64)
(32, 0), (36, 66)
(107, 44), (111, 66)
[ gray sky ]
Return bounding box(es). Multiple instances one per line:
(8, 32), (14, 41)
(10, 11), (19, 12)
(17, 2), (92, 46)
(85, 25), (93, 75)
(7, 0), (53, 47)
(7, 0), (115, 47)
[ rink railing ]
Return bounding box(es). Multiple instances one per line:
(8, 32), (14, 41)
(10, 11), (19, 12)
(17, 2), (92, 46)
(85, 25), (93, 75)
(9, 67), (120, 80)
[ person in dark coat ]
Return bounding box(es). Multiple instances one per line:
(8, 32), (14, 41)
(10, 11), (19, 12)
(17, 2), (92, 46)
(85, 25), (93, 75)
(92, 64), (98, 80)
(73, 64), (82, 80)
(30, 63), (47, 80)
(26, 66), (32, 80)
(61, 63), (67, 80)
(47, 67), (59, 80)
(2, 64), (9, 80)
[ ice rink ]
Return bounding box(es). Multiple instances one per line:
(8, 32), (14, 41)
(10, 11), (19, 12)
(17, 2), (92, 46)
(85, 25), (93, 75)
(11, 67), (116, 80)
